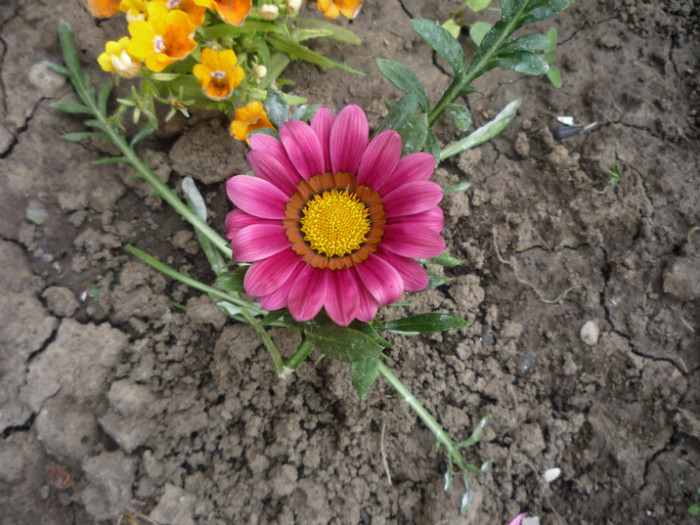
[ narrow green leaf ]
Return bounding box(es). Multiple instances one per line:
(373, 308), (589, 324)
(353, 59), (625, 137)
(377, 94), (418, 134)
(350, 357), (380, 403)
(60, 131), (103, 142)
(305, 322), (383, 363)
(467, 0), (492, 12)
(57, 21), (81, 76)
(458, 416), (488, 447)
(519, 0), (575, 27)
(217, 301), (245, 318)
(502, 33), (551, 53)
(296, 17), (362, 45)
(469, 21), (492, 47)
(447, 103), (472, 131)
(50, 101), (91, 114)
(92, 157), (129, 165)
(43, 60), (68, 76)
(375, 58), (430, 112)
(427, 271), (453, 287)
(249, 127), (280, 140)
(494, 52), (548, 75)
(259, 52), (290, 90)
(384, 313), (469, 335)
(412, 18), (465, 76)
(420, 252), (462, 266)
(547, 65), (562, 88)
(182, 176), (208, 220)
(268, 34), (365, 75)
(443, 181), (472, 195)
(215, 268), (247, 293)
(206, 21), (285, 39)
(130, 124), (156, 146)
(97, 81), (113, 115)
(545, 27), (558, 53)
(397, 113), (428, 155)
(264, 89), (289, 130)
(291, 104), (320, 122)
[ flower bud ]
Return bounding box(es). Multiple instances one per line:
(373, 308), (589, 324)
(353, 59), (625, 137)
(287, 0), (302, 14)
(254, 64), (267, 83)
(259, 4), (279, 20)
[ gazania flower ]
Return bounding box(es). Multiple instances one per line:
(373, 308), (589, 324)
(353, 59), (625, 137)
(229, 101), (275, 141)
(194, 0), (252, 26)
(193, 49), (244, 100)
(82, 0), (120, 18)
(317, 0), (362, 20)
(127, 3), (197, 72)
(151, 0), (207, 26)
(225, 105), (445, 326)
(97, 37), (142, 78)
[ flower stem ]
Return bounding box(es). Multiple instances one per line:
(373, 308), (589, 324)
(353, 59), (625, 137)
(377, 361), (483, 476)
(282, 340), (312, 375)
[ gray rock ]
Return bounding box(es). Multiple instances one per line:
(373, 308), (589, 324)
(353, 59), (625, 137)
(81, 451), (136, 521)
(580, 320), (600, 346)
(149, 484), (197, 525)
(663, 257), (700, 301)
(42, 286), (79, 317)
(35, 397), (98, 464)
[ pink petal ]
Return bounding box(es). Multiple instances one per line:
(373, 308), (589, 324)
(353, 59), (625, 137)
(377, 247), (429, 292)
(389, 207), (444, 232)
(248, 149), (300, 196)
(382, 181), (443, 217)
(354, 253), (404, 306)
(280, 120), (325, 180)
(381, 224), (446, 259)
(375, 152), (435, 195)
(225, 210), (278, 239)
(506, 513), (527, 525)
(231, 224), (289, 262)
(244, 249), (303, 297)
(324, 268), (361, 326)
(355, 278), (379, 322)
(310, 107), (335, 173)
(286, 265), (328, 321)
(330, 104), (368, 175)
(356, 130), (402, 188)
(259, 278), (294, 311)
(226, 176), (288, 219)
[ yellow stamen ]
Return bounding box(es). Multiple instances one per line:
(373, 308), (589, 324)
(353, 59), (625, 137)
(300, 189), (371, 257)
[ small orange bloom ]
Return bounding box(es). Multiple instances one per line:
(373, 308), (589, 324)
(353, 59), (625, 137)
(230, 101), (274, 141)
(193, 49), (245, 100)
(82, 0), (121, 18)
(317, 0), (362, 20)
(194, 0), (252, 26)
(127, 3), (197, 72)
(151, 0), (207, 26)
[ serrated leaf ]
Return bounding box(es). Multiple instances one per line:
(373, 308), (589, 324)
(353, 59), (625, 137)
(264, 89), (289, 130)
(350, 357), (379, 403)
(384, 313), (469, 335)
(377, 94), (418, 134)
(215, 268), (247, 293)
(469, 21), (492, 46)
(468, 0), (492, 11)
(443, 181), (472, 195)
(375, 58), (430, 112)
(50, 101), (91, 114)
(447, 103), (472, 131)
(502, 33), (551, 53)
(291, 104), (320, 122)
(397, 113), (428, 155)
(305, 322), (383, 363)
(61, 131), (103, 142)
(427, 271), (453, 287)
(493, 52), (548, 75)
(547, 65), (562, 88)
(412, 18), (465, 76)
(519, 0), (576, 27)
(420, 252), (462, 266)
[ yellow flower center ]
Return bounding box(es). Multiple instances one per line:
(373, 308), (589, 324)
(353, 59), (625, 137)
(299, 189), (371, 257)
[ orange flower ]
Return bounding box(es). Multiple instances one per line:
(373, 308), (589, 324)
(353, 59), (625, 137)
(230, 101), (274, 141)
(82, 0), (120, 18)
(194, 0), (252, 26)
(97, 37), (142, 78)
(151, 0), (207, 26)
(193, 49), (245, 100)
(317, 0), (362, 19)
(127, 3), (197, 72)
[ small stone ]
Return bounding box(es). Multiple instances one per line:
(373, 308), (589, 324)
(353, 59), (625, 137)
(26, 199), (48, 225)
(543, 467), (561, 482)
(28, 62), (66, 96)
(522, 517), (541, 525)
(149, 484), (197, 525)
(579, 320), (599, 346)
(42, 286), (79, 317)
(663, 257), (700, 301)
(514, 132), (530, 158)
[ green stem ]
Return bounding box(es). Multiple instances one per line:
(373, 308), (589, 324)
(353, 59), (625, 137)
(377, 361), (482, 475)
(283, 339), (312, 373)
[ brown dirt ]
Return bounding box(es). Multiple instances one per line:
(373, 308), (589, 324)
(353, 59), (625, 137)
(1, 0), (698, 524)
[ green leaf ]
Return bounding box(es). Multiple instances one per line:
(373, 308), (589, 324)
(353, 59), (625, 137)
(443, 181), (472, 195)
(689, 503), (700, 515)
(249, 127), (280, 140)
(296, 17), (362, 45)
(268, 34), (365, 75)
(130, 124), (156, 146)
(305, 321), (383, 363)
(424, 131), (441, 166)
(420, 252), (462, 266)
(259, 52), (290, 90)
(397, 113), (428, 155)
(378, 94), (418, 134)
(499, 0), (512, 20)
(447, 103), (472, 131)
(291, 104), (320, 122)
(469, 21), (492, 46)
(215, 268), (247, 293)
(502, 33), (551, 53)
(545, 27), (557, 53)
(442, 18), (461, 39)
(97, 81), (113, 115)
(458, 416), (488, 447)
(519, 0), (576, 27)
(440, 98), (521, 160)
(217, 301), (245, 318)
(375, 58), (430, 112)
(206, 21), (285, 39)
(350, 357), (380, 403)
(57, 21), (81, 77)
(547, 65), (562, 88)
(43, 60), (68, 76)
(468, 0), (492, 11)
(427, 271), (453, 287)
(493, 52), (548, 75)
(61, 131), (103, 142)
(50, 101), (91, 114)
(384, 313), (469, 335)
(412, 18), (465, 76)
(92, 157), (128, 165)
(264, 89), (289, 130)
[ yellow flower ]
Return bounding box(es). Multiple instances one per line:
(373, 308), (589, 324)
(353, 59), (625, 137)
(230, 101), (274, 141)
(194, 0), (252, 26)
(82, 0), (121, 18)
(127, 3), (197, 72)
(193, 49), (245, 101)
(97, 37), (142, 78)
(317, 0), (362, 19)
(119, 0), (148, 22)
(151, 0), (207, 27)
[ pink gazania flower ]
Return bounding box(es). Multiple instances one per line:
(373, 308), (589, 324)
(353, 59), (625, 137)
(225, 105), (445, 326)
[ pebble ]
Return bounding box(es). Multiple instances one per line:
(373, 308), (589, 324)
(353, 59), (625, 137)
(580, 320), (599, 345)
(26, 199), (48, 225)
(543, 467), (561, 482)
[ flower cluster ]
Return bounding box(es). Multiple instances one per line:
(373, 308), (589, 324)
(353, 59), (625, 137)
(85, 0), (362, 137)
